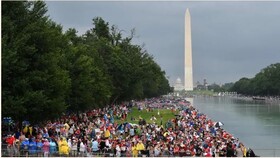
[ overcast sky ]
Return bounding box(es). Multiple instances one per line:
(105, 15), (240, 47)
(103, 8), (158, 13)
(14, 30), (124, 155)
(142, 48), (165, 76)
(46, 1), (280, 86)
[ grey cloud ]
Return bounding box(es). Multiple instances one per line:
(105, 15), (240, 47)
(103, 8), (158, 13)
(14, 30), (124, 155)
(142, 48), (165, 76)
(46, 1), (280, 85)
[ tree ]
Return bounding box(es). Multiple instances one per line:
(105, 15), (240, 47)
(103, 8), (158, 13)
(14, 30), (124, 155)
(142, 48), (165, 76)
(231, 78), (252, 95)
(2, 7), (171, 125)
(65, 32), (112, 111)
(84, 17), (171, 103)
(2, 1), (70, 124)
(251, 63), (280, 96)
(231, 63), (280, 96)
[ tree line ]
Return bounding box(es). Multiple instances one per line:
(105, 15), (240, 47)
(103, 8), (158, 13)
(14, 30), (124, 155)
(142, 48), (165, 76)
(2, 1), (171, 124)
(230, 63), (280, 96)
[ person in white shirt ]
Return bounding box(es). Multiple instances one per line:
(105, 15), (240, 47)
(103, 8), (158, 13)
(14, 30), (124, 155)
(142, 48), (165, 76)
(71, 139), (78, 156)
(67, 139), (72, 155)
(116, 145), (121, 157)
(80, 142), (86, 157)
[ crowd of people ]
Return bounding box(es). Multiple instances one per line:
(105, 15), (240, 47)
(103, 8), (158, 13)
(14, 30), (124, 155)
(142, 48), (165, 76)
(2, 98), (256, 157)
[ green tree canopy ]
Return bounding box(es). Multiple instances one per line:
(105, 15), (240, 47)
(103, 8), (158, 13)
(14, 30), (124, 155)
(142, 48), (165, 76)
(2, 2), (171, 124)
(231, 63), (280, 96)
(2, 1), (70, 124)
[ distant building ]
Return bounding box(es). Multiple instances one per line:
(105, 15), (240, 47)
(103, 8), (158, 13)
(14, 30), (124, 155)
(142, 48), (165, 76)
(174, 77), (184, 91)
(195, 81), (200, 88)
(203, 79), (208, 90)
(195, 81), (204, 90)
(194, 79), (210, 90)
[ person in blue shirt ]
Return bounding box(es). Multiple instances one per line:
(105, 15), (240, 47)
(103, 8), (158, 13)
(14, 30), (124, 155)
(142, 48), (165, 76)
(91, 129), (96, 140)
(118, 124), (124, 134)
(210, 127), (216, 136)
(104, 114), (108, 122)
(43, 131), (49, 138)
(36, 139), (43, 156)
(28, 138), (37, 155)
(21, 138), (29, 156)
(129, 127), (135, 137)
(49, 139), (57, 156)
(109, 109), (113, 117)
(15, 129), (21, 139)
(110, 115), (114, 124)
(91, 139), (99, 154)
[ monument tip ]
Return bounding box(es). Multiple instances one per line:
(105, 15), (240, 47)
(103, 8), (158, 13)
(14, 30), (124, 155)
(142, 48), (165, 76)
(186, 8), (190, 15)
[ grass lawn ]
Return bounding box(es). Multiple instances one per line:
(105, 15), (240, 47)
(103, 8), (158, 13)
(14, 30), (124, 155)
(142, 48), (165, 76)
(191, 90), (215, 96)
(115, 107), (178, 126)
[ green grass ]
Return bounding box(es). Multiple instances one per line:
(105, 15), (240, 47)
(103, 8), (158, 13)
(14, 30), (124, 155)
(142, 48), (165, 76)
(115, 107), (178, 126)
(191, 90), (215, 96)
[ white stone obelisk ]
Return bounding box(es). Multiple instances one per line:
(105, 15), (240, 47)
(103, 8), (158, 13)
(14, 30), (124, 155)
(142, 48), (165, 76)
(184, 8), (193, 91)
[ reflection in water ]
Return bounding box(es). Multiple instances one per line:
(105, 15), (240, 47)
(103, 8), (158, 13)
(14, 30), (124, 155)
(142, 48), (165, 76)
(193, 96), (280, 156)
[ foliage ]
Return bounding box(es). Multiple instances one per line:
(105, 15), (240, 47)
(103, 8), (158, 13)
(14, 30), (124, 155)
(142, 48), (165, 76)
(2, 1), (71, 124)
(2, 1), (171, 124)
(83, 17), (171, 103)
(207, 83), (222, 92)
(231, 63), (280, 96)
(221, 82), (234, 91)
(64, 29), (112, 112)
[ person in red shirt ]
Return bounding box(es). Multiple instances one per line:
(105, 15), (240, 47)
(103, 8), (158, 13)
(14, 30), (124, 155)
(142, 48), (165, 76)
(6, 134), (15, 156)
(173, 144), (180, 156)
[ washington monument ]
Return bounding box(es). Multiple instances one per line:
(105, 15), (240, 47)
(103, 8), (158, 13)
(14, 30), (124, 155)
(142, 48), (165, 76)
(184, 8), (193, 91)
